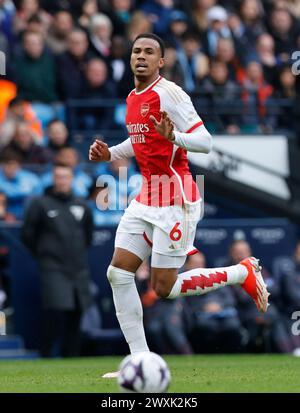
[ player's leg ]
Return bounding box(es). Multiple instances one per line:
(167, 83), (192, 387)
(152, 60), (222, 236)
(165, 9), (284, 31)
(108, 241), (150, 355)
(150, 202), (269, 312)
(103, 236), (151, 379)
(103, 202), (153, 378)
(151, 255), (248, 297)
(151, 254), (269, 312)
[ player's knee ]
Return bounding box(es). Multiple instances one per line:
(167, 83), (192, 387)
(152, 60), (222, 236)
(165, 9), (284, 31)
(107, 265), (134, 286)
(107, 265), (116, 284)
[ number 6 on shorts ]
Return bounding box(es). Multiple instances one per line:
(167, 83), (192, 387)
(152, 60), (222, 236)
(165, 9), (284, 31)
(170, 222), (182, 241)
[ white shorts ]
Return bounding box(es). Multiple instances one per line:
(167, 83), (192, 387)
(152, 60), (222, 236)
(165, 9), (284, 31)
(115, 199), (202, 268)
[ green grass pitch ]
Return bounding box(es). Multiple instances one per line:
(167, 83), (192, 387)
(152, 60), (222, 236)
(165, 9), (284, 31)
(0, 355), (300, 393)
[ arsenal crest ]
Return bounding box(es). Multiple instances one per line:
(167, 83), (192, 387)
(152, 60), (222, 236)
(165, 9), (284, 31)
(140, 103), (150, 117)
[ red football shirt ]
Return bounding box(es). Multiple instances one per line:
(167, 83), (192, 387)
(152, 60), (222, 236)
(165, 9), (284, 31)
(126, 76), (203, 207)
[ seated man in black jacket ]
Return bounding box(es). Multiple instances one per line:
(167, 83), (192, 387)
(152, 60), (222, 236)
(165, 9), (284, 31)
(21, 163), (94, 357)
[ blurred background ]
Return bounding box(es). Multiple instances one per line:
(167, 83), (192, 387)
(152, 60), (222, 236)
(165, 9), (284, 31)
(0, 0), (300, 359)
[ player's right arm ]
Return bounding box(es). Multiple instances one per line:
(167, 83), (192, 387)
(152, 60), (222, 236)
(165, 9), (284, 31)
(89, 138), (134, 163)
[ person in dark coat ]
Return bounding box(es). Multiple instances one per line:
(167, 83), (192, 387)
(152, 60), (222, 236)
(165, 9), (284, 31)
(21, 163), (94, 357)
(56, 29), (94, 100)
(79, 57), (118, 131)
(12, 30), (58, 103)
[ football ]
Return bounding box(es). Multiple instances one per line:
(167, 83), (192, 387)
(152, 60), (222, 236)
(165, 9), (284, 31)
(117, 352), (171, 393)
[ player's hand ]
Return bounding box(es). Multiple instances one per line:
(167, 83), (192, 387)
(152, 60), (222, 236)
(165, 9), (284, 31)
(150, 111), (175, 142)
(89, 139), (111, 162)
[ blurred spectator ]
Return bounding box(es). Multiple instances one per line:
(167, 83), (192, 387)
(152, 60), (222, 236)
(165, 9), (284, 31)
(88, 13), (113, 61)
(0, 149), (42, 218)
(271, 64), (296, 131)
(0, 191), (15, 310)
(0, 97), (43, 147)
(140, 0), (176, 37)
(46, 10), (73, 54)
(136, 259), (194, 355)
(202, 5), (232, 58)
(184, 252), (244, 353)
(188, 0), (217, 35)
(79, 58), (118, 131)
(40, 0), (83, 16)
(255, 33), (278, 85)
(109, 0), (133, 37)
(4, 121), (52, 164)
(42, 147), (92, 198)
(26, 12), (47, 37)
(160, 42), (185, 86)
(126, 11), (152, 42)
(21, 163), (93, 357)
(56, 29), (93, 100)
(215, 37), (240, 81)
(267, 6), (297, 60)
(222, 240), (294, 353)
(13, 0), (51, 38)
(12, 30), (58, 103)
(177, 31), (209, 92)
(166, 9), (188, 49)
(199, 60), (241, 133)
(46, 119), (69, 157)
(283, 0), (300, 19)
(238, 0), (266, 46)
(78, 0), (99, 30)
(274, 64), (296, 100)
(239, 60), (273, 132)
(109, 35), (132, 98)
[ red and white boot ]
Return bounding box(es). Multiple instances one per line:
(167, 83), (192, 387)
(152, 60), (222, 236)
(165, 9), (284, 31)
(240, 257), (270, 313)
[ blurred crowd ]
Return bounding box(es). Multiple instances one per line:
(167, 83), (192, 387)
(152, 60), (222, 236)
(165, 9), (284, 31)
(0, 0), (299, 133)
(1, 0), (300, 221)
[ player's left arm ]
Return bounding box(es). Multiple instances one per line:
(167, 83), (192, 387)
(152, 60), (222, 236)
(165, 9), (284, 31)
(151, 90), (213, 154)
(151, 110), (212, 154)
(172, 121), (212, 154)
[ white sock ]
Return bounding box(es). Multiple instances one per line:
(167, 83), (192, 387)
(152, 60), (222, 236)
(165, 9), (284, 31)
(107, 265), (149, 354)
(168, 264), (248, 299)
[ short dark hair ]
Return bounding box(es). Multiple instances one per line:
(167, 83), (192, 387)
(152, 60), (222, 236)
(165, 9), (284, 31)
(27, 13), (43, 24)
(181, 31), (200, 43)
(0, 149), (23, 164)
(132, 33), (165, 57)
(53, 162), (73, 171)
(47, 118), (64, 128)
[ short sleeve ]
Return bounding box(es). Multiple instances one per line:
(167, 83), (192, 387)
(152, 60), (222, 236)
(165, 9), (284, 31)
(158, 82), (203, 133)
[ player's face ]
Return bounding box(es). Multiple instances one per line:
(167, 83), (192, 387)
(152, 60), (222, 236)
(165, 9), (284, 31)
(130, 38), (164, 81)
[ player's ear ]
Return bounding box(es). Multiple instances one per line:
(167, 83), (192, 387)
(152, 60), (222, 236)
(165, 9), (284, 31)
(158, 57), (165, 69)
